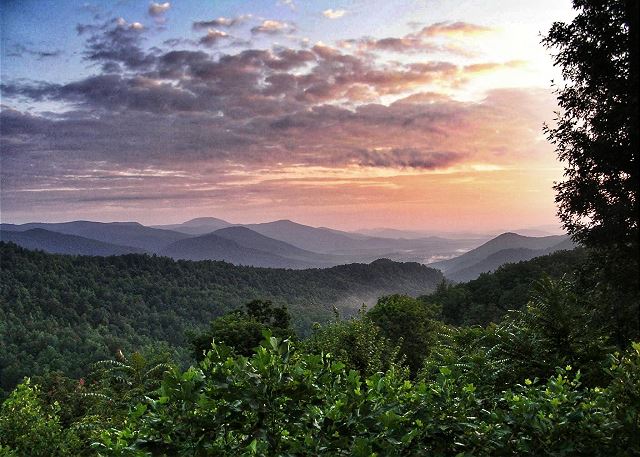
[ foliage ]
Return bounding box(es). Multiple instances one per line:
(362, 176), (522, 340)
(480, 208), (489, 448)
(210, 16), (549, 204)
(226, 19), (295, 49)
(1, 276), (638, 456)
(90, 335), (638, 456)
(0, 242), (442, 394)
(423, 248), (586, 326)
(190, 299), (295, 358)
(422, 276), (613, 391)
(605, 342), (640, 451)
(368, 294), (442, 375)
(543, 0), (638, 249)
(488, 276), (612, 387)
(0, 379), (82, 456)
(302, 307), (405, 377)
(420, 324), (501, 395)
(91, 349), (173, 404)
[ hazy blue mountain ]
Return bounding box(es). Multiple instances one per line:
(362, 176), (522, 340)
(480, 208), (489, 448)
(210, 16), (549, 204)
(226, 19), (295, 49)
(151, 217), (233, 235)
(355, 228), (440, 239)
(0, 221), (189, 252)
(159, 232), (321, 268)
(432, 233), (576, 281)
(445, 248), (550, 282)
(547, 237), (576, 251)
(245, 220), (485, 260)
(0, 218), (487, 267)
(0, 228), (146, 256)
(213, 226), (343, 266)
(431, 233), (568, 273)
(355, 227), (496, 240)
(245, 220), (367, 253)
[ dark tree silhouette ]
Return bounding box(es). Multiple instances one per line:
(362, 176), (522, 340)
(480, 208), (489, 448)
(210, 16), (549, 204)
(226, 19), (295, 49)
(543, 0), (639, 343)
(543, 0), (638, 249)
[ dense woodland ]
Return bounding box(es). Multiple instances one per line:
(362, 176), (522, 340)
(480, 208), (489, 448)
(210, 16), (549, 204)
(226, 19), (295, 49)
(0, 244), (638, 455)
(1, 0), (639, 455)
(0, 243), (442, 394)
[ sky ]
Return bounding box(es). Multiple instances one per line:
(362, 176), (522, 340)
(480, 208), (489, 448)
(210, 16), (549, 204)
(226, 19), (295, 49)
(0, 0), (576, 231)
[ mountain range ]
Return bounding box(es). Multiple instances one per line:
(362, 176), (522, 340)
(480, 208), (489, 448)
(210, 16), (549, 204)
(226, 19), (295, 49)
(0, 217), (575, 280)
(0, 228), (145, 257)
(430, 232), (576, 282)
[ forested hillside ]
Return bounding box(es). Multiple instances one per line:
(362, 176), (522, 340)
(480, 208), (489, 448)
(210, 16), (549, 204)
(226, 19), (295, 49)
(0, 242), (443, 393)
(423, 248), (587, 325)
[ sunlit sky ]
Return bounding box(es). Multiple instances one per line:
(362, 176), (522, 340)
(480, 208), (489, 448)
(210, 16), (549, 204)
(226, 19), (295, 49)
(0, 0), (575, 231)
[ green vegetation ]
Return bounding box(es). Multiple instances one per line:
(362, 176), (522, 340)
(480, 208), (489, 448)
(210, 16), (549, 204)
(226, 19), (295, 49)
(1, 303), (639, 455)
(422, 248), (587, 326)
(190, 299), (296, 359)
(0, 242), (442, 394)
(2, 1), (640, 455)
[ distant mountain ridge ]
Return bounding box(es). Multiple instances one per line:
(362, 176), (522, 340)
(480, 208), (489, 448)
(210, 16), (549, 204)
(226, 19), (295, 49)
(430, 232), (576, 281)
(158, 226), (351, 268)
(0, 218), (571, 274)
(0, 221), (188, 252)
(151, 217), (233, 235)
(245, 220), (365, 253)
(0, 228), (146, 256)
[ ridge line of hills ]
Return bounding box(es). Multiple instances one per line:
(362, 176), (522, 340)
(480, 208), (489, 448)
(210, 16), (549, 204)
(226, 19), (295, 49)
(0, 218), (575, 281)
(0, 242), (445, 390)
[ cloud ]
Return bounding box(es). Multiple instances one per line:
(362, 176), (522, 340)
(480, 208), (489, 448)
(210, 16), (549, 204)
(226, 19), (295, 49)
(6, 44), (63, 59)
(463, 60), (527, 73)
(418, 21), (493, 38)
(251, 20), (295, 35)
(0, 85), (558, 223)
(193, 15), (250, 30)
(323, 9), (346, 19)
(339, 21), (492, 56)
(341, 36), (441, 54)
(77, 18), (155, 71)
(0, 14), (553, 221)
(278, 0), (296, 11)
(198, 29), (230, 47)
(354, 148), (462, 169)
(148, 2), (170, 17)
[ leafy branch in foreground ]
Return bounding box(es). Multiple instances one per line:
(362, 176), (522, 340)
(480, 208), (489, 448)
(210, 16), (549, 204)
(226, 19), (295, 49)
(88, 334), (640, 456)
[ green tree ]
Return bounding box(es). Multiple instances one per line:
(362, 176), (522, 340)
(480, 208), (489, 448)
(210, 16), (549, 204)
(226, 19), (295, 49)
(490, 276), (611, 386)
(543, 0), (638, 249)
(303, 308), (405, 377)
(0, 379), (81, 456)
(92, 349), (173, 403)
(368, 294), (441, 375)
(543, 0), (639, 342)
(190, 299), (295, 358)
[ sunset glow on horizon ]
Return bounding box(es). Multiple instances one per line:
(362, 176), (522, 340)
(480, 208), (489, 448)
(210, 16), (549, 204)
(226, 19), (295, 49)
(0, 0), (575, 231)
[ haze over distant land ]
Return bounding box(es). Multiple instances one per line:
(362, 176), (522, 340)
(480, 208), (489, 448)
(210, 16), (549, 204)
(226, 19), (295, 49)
(0, 0), (575, 231)
(0, 216), (573, 280)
